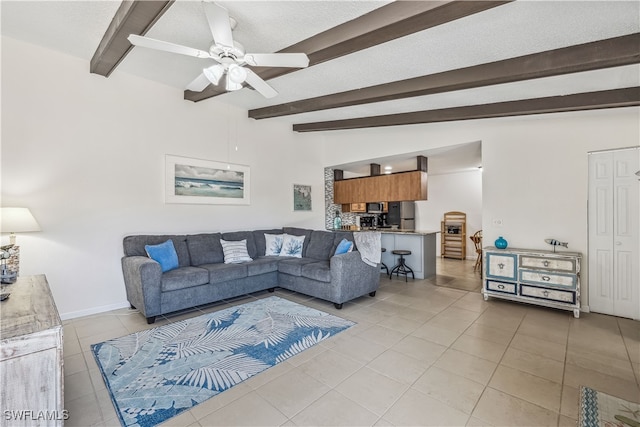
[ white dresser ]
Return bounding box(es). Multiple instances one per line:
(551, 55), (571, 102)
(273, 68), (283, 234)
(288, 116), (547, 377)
(482, 247), (582, 318)
(0, 275), (64, 426)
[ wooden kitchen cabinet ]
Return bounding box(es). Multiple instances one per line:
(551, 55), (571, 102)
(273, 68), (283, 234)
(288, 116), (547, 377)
(341, 203), (366, 213)
(334, 171), (427, 203)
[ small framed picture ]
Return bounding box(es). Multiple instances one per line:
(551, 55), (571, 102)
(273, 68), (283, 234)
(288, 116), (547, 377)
(293, 184), (312, 211)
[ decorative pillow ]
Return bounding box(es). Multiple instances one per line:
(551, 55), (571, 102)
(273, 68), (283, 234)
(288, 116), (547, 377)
(220, 239), (253, 264)
(334, 238), (353, 255)
(145, 240), (179, 273)
(264, 233), (284, 256)
(279, 234), (305, 258)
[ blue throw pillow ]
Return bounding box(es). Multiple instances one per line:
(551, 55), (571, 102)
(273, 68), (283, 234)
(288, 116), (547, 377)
(145, 240), (179, 272)
(334, 238), (353, 255)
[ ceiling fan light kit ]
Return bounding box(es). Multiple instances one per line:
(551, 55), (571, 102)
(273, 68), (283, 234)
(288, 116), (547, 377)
(127, 1), (309, 98)
(203, 64), (224, 85)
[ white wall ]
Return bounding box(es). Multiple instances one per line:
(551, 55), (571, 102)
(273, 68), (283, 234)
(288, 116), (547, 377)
(415, 170), (483, 258)
(3, 36), (639, 317)
(321, 108), (640, 309)
(1, 37), (325, 319)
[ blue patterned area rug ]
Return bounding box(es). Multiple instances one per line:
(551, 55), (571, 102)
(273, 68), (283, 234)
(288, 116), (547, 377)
(579, 386), (640, 427)
(92, 296), (355, 427)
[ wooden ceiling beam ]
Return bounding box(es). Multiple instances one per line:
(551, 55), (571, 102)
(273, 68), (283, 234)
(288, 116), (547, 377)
(292, 87), (640, 132)
(90, 0), (174, 77)
(184, 0), (512, 102)
(252, 33), (640, 119)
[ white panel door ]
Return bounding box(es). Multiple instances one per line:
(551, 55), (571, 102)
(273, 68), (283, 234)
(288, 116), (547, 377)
(588, 147), (640, 319)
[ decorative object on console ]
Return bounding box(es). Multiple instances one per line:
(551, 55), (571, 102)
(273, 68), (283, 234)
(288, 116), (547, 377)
(0, 207), (41, 283)
(1, 245), (19, 284)
(545, 238), (569, 252)
(293, 184), (312, 211)
(494, 236), (508, 249)
(92, 296), (353, 427)
(165, 155), (250, 205)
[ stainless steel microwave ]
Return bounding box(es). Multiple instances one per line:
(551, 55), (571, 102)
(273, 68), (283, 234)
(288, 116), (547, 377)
(366, 202), (383, 213)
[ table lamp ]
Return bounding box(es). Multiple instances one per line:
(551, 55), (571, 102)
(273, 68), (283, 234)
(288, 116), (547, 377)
(1, 207), (41, 284)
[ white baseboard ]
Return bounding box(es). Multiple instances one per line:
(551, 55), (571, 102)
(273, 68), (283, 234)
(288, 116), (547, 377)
(60, 301), (131, 321)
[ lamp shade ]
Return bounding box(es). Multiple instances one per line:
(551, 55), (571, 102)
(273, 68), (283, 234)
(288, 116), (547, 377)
(1, 208), (41, 233)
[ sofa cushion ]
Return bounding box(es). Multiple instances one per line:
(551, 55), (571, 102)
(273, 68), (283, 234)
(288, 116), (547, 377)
(264, 234), (284, 256)
(334, 238), (354, 255)
(279, 234), (305, 258)
(220, 239), (253, 264)
(305, 230), (335, 261)
(252, 229), (284, 256)
(187, 233), (224, 266)
(161, 266), (209, 292)
(278, 258), (317, 276)
(124, 235), (191, 267)
(301, 261), (331, 283)
(247, 257), (280, 276)
(221, 231), (257, 259)
(199, 263), (248, 284)
(332, 231), (356, 255)
(145, 240), (179, 273)
(282, 227), (312, 257)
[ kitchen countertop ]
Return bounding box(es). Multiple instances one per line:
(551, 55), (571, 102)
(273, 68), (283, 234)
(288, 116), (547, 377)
(380, 229), (439, 235)
(328, 228), (439, 235)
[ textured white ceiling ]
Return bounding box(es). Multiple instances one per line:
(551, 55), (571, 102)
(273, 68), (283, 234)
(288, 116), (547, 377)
(1, 0), (638, 174)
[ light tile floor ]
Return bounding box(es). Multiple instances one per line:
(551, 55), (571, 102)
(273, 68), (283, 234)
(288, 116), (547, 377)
(63, 258), (640, 426)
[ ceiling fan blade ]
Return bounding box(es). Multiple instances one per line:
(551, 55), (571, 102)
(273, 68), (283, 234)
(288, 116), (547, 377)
(244, 69), (278, 98)
(186, 73), (211, 92)
(244, 53), (309, 68)
(128, 34), (211, 59)
(203, 1), (234, 48)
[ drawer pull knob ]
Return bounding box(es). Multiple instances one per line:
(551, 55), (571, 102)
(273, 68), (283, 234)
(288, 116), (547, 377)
(542, 275), (551, 281)
(498, 263), (504, 269)
(498, 284), (505, 289)
(543, 261), (550, 267)
(543, 290), (549, 297)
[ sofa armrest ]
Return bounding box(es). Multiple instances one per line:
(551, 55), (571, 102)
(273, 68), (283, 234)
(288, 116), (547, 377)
(330, 251), (380, 303)
(121, 256), (162, 318)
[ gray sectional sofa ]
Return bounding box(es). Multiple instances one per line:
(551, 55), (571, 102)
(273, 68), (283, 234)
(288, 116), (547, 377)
(121, 227), (381, 323)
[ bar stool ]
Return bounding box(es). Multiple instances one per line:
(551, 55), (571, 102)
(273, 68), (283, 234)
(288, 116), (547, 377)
(389, 250), (414, 281)
(381, 248), (389, 275)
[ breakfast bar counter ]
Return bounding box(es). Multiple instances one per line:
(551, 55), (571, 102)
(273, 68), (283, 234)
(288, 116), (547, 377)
(380, 230), (438, 279)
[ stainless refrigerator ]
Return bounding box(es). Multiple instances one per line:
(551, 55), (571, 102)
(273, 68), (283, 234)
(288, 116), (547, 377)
(386, 201), (415, 230)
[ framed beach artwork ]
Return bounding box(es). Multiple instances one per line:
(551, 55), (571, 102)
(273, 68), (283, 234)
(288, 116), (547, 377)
(293, 184), (312, 211)
(165, 155), (250, 205)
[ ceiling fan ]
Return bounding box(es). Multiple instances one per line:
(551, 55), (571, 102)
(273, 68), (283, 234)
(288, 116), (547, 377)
(127, 1), (309, 98)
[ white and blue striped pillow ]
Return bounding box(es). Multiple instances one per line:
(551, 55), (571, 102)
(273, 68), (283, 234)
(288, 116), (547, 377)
(220, 239), (253, 264)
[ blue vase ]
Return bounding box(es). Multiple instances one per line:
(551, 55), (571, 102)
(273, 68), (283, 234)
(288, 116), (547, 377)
(495, 236), (508, 249)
